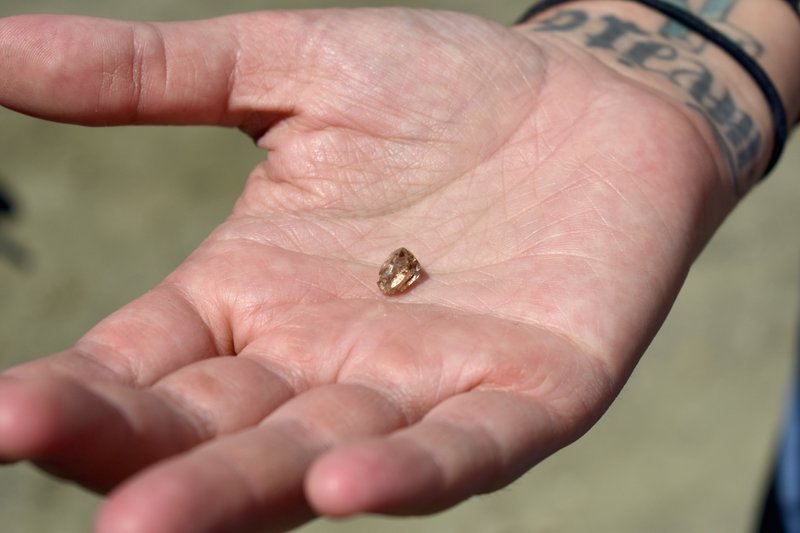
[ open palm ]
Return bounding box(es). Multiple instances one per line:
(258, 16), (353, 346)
(0, 8), (725, 533)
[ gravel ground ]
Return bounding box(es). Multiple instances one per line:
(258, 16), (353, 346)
(1, 1), (798, 532)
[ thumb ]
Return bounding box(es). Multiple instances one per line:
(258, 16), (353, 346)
(0, 13), (303, 128)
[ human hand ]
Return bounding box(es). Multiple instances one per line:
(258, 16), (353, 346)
(0, 5), (784, 532)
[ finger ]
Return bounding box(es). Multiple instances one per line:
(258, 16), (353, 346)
(0, 376), (201, 491)
(306, 390), (573, 517)
(95, 383), (408, 533)
(0, 13), (301, 127)
(0, 283), (224, 482)
(0, 355), (297, 491)
(4, 284), (221, 386)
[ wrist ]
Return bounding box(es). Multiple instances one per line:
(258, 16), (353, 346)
(514, 0), (800, 195)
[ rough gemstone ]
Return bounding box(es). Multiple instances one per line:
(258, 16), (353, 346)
(377, 247), (422, 295)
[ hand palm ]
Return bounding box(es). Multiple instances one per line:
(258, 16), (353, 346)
(0, 9), (718, 533)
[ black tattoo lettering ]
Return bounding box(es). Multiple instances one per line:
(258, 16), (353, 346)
(533, 9), (588, 32)
(618, 41), (679, 73)
(584, 15), (647, 50)
(527, 8), (766, 194)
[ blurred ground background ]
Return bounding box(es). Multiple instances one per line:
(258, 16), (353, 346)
(0, 1), (798, 532)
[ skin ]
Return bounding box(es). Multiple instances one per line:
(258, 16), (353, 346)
(0, 2), (798, 532)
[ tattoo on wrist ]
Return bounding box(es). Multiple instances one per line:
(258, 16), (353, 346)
(526, 6), (765, 195)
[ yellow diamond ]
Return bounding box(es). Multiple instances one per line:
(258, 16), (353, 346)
(377, 248), (422, 295)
